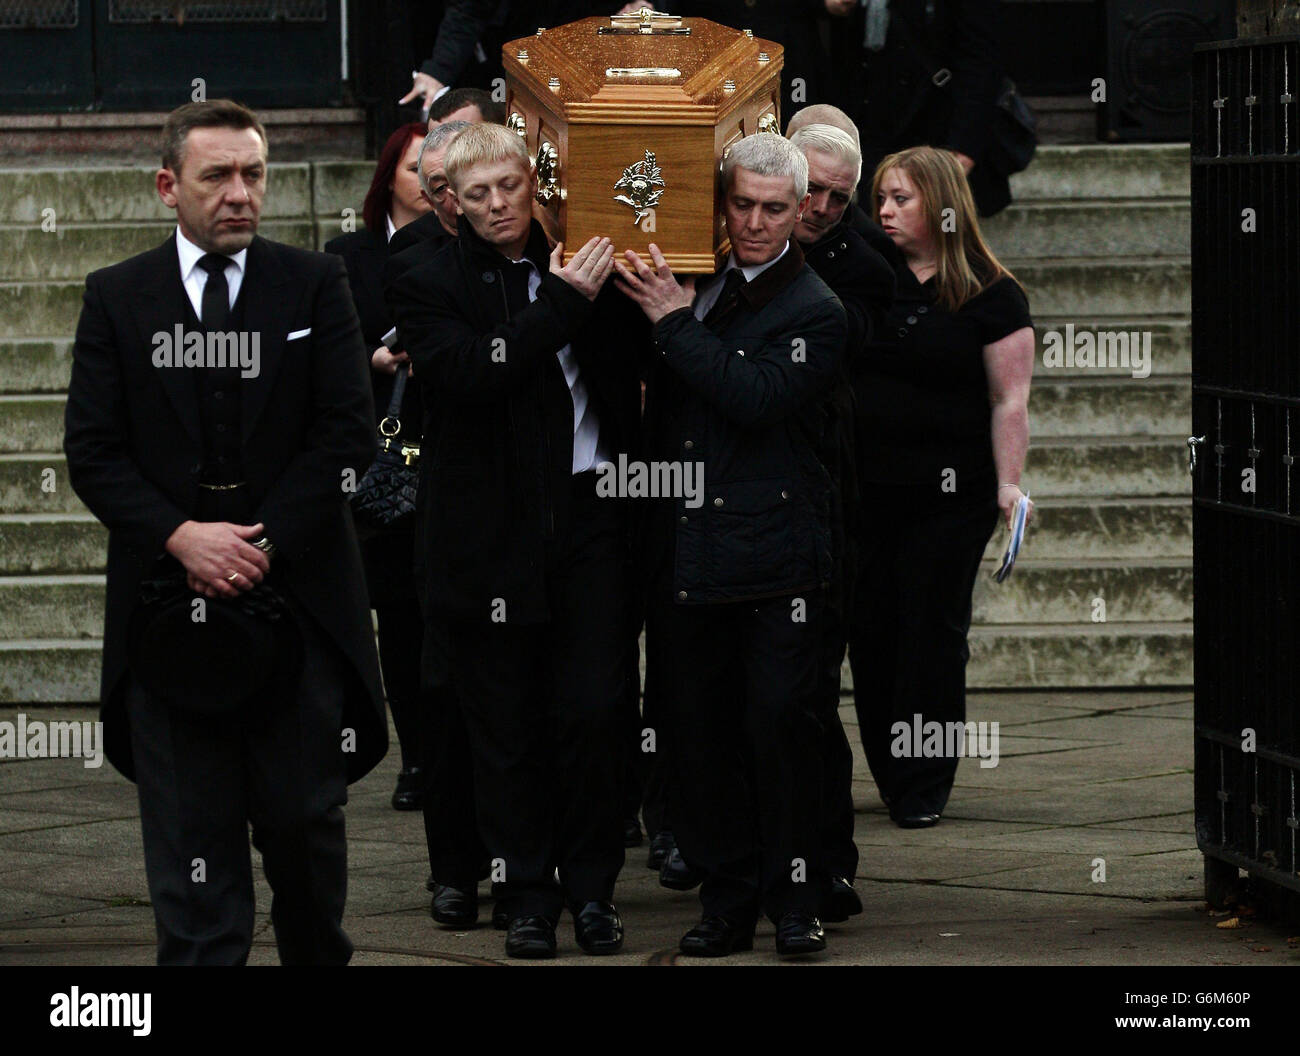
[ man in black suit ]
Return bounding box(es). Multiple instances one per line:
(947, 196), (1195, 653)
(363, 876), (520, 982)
(388, 122), (644, 959)
(615, 133), (846, 958)
(63, 99), (386, 965)
(789, 120), (896, 925)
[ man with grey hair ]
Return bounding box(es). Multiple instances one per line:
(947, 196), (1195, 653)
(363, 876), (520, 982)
(790, 122), (896, 929)
(387, 119), (478, 267)
(616, 133), (847, 959)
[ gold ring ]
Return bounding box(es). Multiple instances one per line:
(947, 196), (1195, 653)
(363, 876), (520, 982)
(226, 571), (239, 582)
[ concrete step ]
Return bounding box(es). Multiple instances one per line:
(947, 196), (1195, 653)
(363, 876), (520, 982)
(1009, 144), (1189, 202)
(1024, 438), (1190, 498)
(840, 621), (1193, 690)
(0, 165), (314, 223)
(0, 221), (314, 282)
(0, 515), (105, 574)
(980, 497), (1190, 560)
(969, 558), (1191, 624)
(985, 200), (1188, 260)
(0, 109), (365, 168)
(1032, 321), (1189, 377)
(0, 395), (65, 453)
(1, 574), (104, 640)
(0, 455), (87, 514)
(1008, 257), (1190, 319)
(1030, 378), (1188, 439)
(966, 622), (1192, 687)
(0, 640), (100, 703)
(0, 339), (72, 394)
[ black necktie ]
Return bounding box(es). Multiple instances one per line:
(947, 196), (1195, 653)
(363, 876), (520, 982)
(702, 268), (747, 330)
(196, 253), (231, 331)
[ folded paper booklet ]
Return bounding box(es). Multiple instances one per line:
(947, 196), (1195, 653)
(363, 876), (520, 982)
(993, 494), (1030, 583)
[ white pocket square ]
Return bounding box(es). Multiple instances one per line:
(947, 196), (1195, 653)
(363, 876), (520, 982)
(287, 327), (312, 341)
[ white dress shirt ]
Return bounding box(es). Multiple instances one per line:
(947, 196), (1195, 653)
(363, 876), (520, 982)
(385, 214), (397, 243)
(176, 227), (246, 319)
(513, 257), (611, 474)
(692, 239), (791, 321)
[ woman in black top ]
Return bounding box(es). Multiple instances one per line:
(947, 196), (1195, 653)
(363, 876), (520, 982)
(850, 145), (1034, 827)
(324, 122), (430, 810)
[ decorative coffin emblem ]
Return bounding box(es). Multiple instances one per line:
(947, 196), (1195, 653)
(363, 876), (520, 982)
(536, 142), (560, 203)
(613, 149), (665, 225)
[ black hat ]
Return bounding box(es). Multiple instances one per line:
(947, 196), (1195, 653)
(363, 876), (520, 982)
(127, 571), (304, 717)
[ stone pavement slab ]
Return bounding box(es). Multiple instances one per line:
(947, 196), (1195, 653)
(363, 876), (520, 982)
(0, 694), (1296, 966)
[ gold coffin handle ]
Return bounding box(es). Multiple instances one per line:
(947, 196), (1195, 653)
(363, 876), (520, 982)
(605, 67), (682, 78)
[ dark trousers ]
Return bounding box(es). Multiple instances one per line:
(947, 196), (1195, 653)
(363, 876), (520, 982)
(848, 496), (999, 817)
(374, 600), (423, 771)
(419, 615), (485, 887)
(125, 618), (351, 966)
(816, 566), (860, 881)
(659, 589), (827, 925)
(446, 476), (628, 921)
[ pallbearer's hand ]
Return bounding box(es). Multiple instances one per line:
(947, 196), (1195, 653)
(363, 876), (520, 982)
(614, 243), (696, 324)
(550, 237), (615, 301)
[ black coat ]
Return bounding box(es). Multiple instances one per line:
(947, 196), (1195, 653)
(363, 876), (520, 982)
(63, 235), (387, 784)
(387, 215), (645, 623)
(831, 0), (1011, 215)
(801, 220), (895, 580)
(645, 239), (847, 604)
(324, 226), (425, 607)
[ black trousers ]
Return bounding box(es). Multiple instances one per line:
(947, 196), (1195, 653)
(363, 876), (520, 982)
(816, 563), (860, 882)
(125, 617), (351, 966)
(659, 589), (827, 925)
(446, 475), (629, 922)
(419, 614), (485, 887)
(374, 600), (424, 772)
(848, 496), (999, 817)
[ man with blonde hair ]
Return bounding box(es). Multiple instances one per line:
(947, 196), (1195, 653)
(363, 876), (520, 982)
(389, 120), (645, 959)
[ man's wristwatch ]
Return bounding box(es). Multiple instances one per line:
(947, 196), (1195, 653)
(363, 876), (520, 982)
(251, 536), (277, 559)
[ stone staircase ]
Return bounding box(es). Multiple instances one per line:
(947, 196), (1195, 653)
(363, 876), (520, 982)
(0, 145), (1192, 702)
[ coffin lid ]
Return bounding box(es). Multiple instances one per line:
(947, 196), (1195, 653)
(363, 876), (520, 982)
(503, 15), (783, 124)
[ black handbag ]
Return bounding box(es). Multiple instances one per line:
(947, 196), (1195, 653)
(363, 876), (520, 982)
(986, 75), (1038, 178)
(351, 366), (420, 530)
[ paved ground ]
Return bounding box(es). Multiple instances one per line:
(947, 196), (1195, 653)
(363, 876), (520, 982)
(1, 690), (1297, 966)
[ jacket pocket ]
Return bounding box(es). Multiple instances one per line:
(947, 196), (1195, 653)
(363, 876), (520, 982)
(700, 477), (816, 596)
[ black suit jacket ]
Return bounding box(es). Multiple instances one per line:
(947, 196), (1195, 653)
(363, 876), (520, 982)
(63, 234), (387, 783)
(388, 215), (645, 623)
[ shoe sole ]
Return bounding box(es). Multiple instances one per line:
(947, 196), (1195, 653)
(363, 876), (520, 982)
(679, 938), (754, 957)
(777, 941), (827, 957)
(659, 875), (704, 891)
(506, 946), (556, 959)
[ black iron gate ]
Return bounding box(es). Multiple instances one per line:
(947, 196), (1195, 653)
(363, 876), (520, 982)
(1192, 35), (1300, 906)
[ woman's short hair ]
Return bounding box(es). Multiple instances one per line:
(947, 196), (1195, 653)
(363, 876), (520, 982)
(361, 122), (428, 234)
(870, 145), (1017, 311)
(721, 133), (809, 201)
(788, 124), (862, 187)
(444, 122), (531, 191)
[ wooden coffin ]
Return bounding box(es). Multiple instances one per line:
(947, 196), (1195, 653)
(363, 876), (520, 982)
(502, 11), (783, 273)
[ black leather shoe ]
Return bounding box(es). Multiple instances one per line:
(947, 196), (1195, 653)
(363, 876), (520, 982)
(430, 883), (477, 927)
(659, 845), (705, 890)
(492, 903), (509, 930)
(391, 767), (424, 811)
(775, 912), (826, 956)
(505, 915), (557, 959)
(822, 876), (863, 923)
(895, 811), (941, 828)
(426, 873), (436, 893)
(646, 830), (674, 870)
(623, 817), (644, 847)
(679, 916), (754, 957)
(573, 900), (624, 955)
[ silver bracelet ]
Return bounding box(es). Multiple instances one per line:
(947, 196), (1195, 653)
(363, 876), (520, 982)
(998, 483), (1021, 490)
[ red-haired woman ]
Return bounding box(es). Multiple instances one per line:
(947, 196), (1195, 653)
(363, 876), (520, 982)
(325, 123), (430, 810)
(850, 146), (1035, 828)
